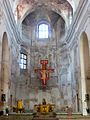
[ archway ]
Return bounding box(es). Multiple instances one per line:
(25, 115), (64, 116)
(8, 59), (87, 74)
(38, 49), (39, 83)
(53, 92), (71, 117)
(1, 32), (10, 108)
(79, 32), (90, 115)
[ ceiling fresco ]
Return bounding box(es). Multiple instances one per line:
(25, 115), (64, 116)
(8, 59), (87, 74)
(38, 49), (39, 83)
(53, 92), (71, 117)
(14, 0), (74, 25)
(22, 9), (64, 26)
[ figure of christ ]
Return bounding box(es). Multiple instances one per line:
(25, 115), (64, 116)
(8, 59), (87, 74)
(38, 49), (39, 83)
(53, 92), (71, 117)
(35, 60), (54, 87)
(40, 70), (49, 85)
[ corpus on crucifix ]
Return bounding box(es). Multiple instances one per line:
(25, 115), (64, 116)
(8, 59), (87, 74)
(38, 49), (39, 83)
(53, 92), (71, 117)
(35, 60), (54, 88)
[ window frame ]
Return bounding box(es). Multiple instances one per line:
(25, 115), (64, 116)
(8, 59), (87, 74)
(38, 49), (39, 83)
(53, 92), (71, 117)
(36, 20), (51, 40)
(20, 53), (27, 70)
(38, 23), (49, 39)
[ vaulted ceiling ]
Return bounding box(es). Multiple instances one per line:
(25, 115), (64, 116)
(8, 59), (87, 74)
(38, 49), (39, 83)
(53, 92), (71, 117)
(14, 0), (75, 26)
(22, 7), (64, 27)
(12, 0), (80, 45)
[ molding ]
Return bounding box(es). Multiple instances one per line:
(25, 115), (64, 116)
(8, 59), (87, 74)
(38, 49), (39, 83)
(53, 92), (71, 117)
(66, 0), (88, 44)
(2, 0), (21, 44)
(1, 0), (89, 51)
(54, 1), (89, 52)
(0, 4), (3, 25)
(67, 1), (90, 51)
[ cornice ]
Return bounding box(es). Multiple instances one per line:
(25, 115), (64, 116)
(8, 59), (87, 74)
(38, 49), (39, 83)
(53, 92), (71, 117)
(2, 0), (21, 44)
(87, 2), (90, 16)
(57, 1), (89, 53)
(67, 1), (90, 51)
(1, 0), (89, 50)
(66, 0), (88, 44)
(0, 3), (3, 25)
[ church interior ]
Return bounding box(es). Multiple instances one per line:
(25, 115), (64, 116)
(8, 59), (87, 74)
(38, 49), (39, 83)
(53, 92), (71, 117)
(0, 0), (90, 119)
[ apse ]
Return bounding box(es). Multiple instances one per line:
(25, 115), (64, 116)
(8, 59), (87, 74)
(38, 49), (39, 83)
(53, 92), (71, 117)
(22, 8), (65, 45)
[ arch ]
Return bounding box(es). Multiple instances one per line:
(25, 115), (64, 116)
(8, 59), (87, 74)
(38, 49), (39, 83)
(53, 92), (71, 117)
(38, 23), (48, 39)
(79, 32), (90, 115)
(14, 0), (74, 26)
(36, 20), (50, 39)
(1, 32), (10, 107)
(67, 0), (75, 13)
(20, 5), (68, 26)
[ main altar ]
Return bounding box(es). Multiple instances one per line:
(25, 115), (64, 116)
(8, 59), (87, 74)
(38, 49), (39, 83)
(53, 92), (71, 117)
(33, 98), (58, 120)
(33, 60), (58, 119)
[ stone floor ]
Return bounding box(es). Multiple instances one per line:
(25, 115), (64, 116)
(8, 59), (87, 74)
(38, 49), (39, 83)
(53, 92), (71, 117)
(58, 116), (90, 120)
(0, 114), (90, 120)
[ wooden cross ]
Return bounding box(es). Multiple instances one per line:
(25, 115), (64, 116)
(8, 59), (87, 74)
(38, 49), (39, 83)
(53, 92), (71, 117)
(35, 60), (54, 88)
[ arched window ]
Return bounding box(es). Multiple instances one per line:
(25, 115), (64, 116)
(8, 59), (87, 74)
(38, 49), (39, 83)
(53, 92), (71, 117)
(38, 23), (49, 39)
(36, 20), (51, 40)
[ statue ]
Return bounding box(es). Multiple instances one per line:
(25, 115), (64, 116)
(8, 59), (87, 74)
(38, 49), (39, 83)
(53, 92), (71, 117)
(13, 99), (24, 113)
(17, 99), (24, 113)
(42, 98), (46, 105)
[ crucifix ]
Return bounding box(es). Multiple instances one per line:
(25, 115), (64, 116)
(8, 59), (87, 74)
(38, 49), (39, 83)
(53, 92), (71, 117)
(35, 60), (54, 88)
